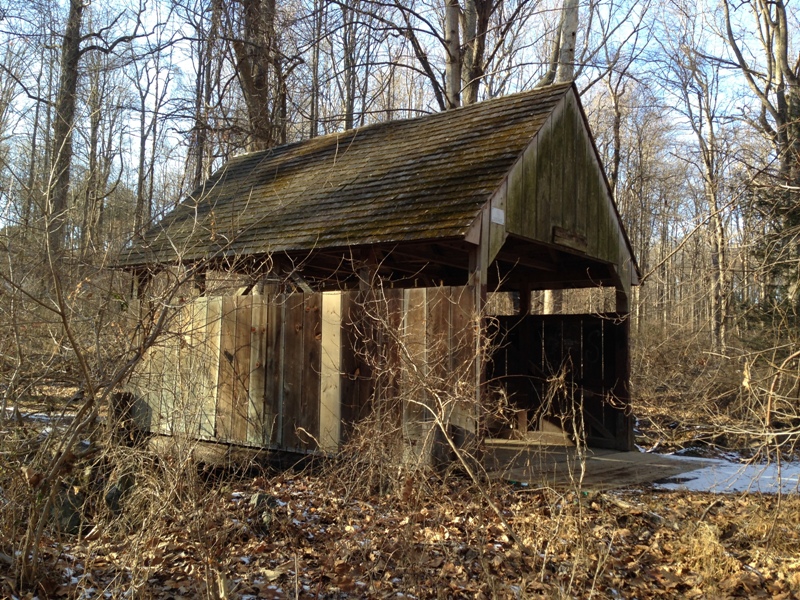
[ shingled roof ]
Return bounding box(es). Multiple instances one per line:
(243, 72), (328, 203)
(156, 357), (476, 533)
(120, 83), (575, 267)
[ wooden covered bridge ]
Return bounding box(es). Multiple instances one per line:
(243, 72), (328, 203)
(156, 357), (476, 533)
(119, 82), (639, 463)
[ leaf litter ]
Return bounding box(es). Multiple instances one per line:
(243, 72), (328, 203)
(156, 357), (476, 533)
(3, 470), (800, 599)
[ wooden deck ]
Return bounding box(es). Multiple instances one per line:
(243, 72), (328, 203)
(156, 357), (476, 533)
(483, 440), (713, 490)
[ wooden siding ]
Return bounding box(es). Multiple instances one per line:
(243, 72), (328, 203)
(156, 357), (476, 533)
(319, 292), (342, 452)
(126, 286), (477, 454)
(504, 92), (634, 295)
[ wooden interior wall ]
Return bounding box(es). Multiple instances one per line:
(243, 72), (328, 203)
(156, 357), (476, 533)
(504, 92), (634, 297)
(488, 313), (630, 450)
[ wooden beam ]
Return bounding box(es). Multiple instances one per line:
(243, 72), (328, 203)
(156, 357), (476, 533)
(466, 205), (492, 440)
(389, 246), (469, 272)
(319, 291), (342, 452)
(493, 254), (557, 275)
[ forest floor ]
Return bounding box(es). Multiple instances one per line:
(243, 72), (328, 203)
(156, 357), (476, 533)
(6, 471), (800, 600)
(2, 398), (800, 599)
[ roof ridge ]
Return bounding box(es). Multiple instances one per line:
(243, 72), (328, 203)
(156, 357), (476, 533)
(227, 83), (574, 163)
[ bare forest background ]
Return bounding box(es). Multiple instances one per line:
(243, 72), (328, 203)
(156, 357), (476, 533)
(1, 0), (798, 441)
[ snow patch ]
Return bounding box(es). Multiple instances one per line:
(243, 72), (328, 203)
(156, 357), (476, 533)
(655, 456), (800, 493)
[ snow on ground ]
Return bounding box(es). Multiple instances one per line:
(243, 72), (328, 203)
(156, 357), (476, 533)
(655, 455), (800, 493)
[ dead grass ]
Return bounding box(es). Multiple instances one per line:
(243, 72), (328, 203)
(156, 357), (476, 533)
(631, 325), (783, 457)
(2, 409), (800, 600)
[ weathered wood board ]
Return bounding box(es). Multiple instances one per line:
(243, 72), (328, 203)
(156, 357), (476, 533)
(282, 294), (307, 450)
(503, 91), (632, 292)
(248, 295), (268, 445)
(201, 297), (222, 439)
(402, 288), (429, 447)
(215, 296), (237, 440)
(125, 285), (626, 455)
(319, 292), (342, 452)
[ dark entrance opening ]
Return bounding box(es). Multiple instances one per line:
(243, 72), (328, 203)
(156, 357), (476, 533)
(487, 314), (630, 450)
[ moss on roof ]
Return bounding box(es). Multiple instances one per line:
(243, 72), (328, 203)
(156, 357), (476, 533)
(120, 83), (573, 266)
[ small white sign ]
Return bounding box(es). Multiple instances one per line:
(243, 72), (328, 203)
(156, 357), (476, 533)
(491, 207), (505, 226)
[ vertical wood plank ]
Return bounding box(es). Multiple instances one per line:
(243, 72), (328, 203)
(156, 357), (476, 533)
(488, 181), (507, 263)
(147, 333), (166, 434)
(506, 153), (526, 235)
(547, 130), (562, 236)
(247, 295), (268, 445)
(426, 286), (450, 404)
(402, 288), (429, 460)
(122, 298), (143, 348)
(450, 286), (475, 377)
(200, 297), (222, 439)
(522, 141), (538, 238)
(594, 170), (608, 259)
(382, 288), (404, 419)
(574, 105), (588, 241)
(172, 304), (188, 436)
(534, 120), (552, 242)
(549, 100), (565, 236)
(562, 100), (577, 236)
(265, 289), (284, 445)
(282, 293), (306, 450)
(338, 291), (359, 440)
(216, 295), (237, 440)
(161, 312), (181, 435)
(231, 295), (252, 442)
(123, 299), (154, 431)
(301, 293), (322, 448)
(319, 291), (342, 452)
(180, 298), (209, 436)
(605, 200), (619, 265)
(584, 135), (599, 256)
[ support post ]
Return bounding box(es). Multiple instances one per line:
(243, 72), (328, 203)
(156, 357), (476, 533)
(518, 282), (531, 316)
(614, 286), (634, 451)
(134, 268), (151, 300)
(466, 206), (492, 440)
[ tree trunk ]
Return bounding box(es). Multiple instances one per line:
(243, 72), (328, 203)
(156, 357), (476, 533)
(555, 0), (578, 83)
(460, 0), (489, 105)
(232, 0), (280, 150)
(342, 2), (356, 129)
(309, 0), (322, 138)
(49, 0), (84, 257)
(23, 63), (44, 242)
(444, 0), (461, 109)
(606, 79), (624, 196)
(707, 183), (729, 351)
(80, 74), (101, 256)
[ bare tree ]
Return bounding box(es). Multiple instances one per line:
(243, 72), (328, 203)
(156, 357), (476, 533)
(721, 0), (799, 187)
(128, 31), (174, 238)
(48, 0), (85, 256)
(658, 2), (733, 351)
(226, 0), (303, 149)
(718, 0), (800, 314)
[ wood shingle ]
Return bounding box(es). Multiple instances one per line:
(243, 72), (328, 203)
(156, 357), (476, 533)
(121, 83), (572, 266)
